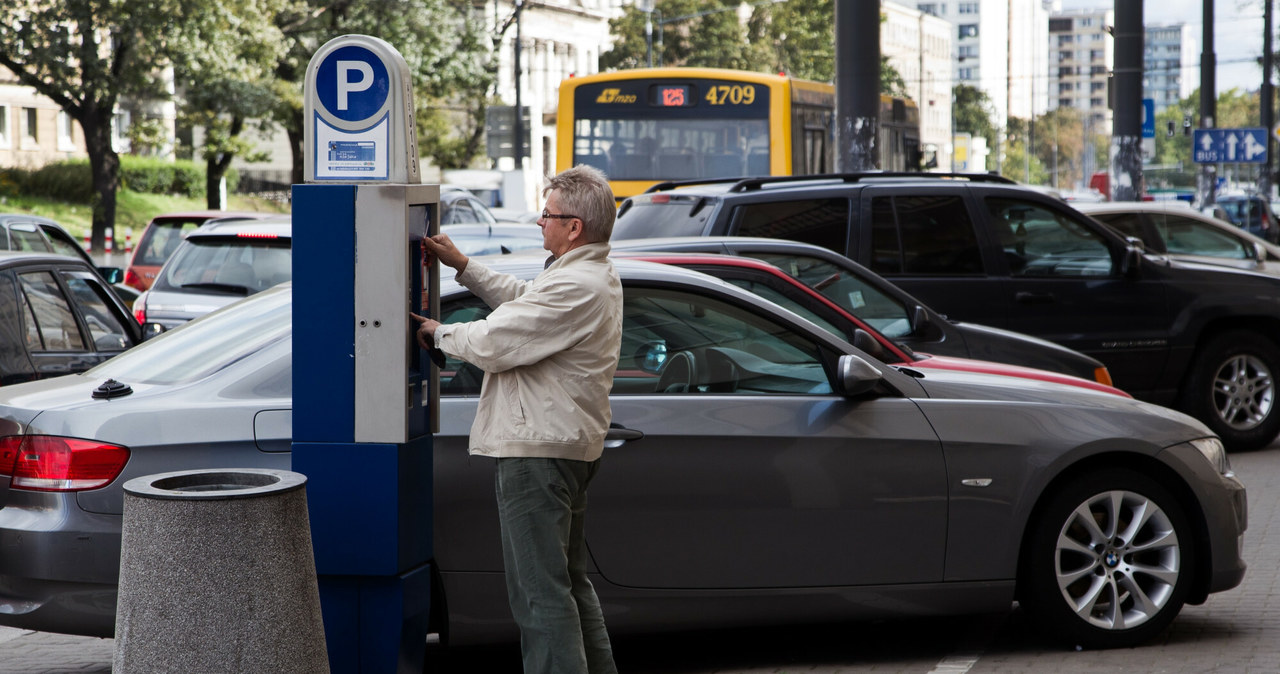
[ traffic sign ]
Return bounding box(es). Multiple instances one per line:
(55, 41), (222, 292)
(1192, 128), (1269, 164)
(1141, 99), (1155, 139)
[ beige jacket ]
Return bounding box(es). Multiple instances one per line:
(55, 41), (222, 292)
(434, 243), (623, 461)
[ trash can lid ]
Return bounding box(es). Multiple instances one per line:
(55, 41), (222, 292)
(123, 468), (307, 501)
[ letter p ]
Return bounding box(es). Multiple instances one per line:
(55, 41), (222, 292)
(337, 60), (374, 111)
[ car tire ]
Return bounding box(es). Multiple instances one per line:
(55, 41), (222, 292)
(1021, 468), (1194, 650)
(1180, 330), (1280, 452)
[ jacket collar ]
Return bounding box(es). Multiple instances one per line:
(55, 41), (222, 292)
(543, 242), (612, 271)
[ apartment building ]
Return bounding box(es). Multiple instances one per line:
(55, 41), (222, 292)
(1048, 8), (1114, 136)
(1146, 23), (1194, 113)
(881, 1), (955, 171)
(0, 74), (88, 169)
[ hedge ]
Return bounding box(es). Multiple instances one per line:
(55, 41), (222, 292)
(5, 157), (239, 203)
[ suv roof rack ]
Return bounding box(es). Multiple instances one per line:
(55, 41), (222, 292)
(642, 172), (1017, 195)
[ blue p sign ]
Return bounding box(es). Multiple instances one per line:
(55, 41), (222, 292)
(316, 45), (390, 124)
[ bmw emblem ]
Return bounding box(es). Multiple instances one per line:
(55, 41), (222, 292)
(1105, 551), (1120, 567)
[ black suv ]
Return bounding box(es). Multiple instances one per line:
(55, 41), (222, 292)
(613, 173), (1280, 450)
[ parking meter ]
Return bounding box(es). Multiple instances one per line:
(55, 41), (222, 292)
(292, 34), (438, 673)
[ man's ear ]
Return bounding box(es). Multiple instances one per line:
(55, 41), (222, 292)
(568, 218), (583, 240)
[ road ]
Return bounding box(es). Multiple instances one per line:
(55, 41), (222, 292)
(4, 447), (1279, 673)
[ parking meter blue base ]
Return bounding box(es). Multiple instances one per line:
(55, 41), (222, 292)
(312, 567), (432, 674)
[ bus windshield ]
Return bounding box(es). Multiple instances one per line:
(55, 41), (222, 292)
(574, 117), (770, 181)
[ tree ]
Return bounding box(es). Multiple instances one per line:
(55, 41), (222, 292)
(953, 84), (998, 152)
(269, 0), (493, 182)
(1002, 117), (1050, 185)
(1030, 107), (1085, 189)
(602, 0), (909, 97)
(0, 0), (188, 252)
(172, 0), (291, 208)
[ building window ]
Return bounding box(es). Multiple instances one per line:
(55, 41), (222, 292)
(22, 107), (37, 147)
(1059, 83), (1074, 93)
(110, 110), (131, 154)
(1058, 66), (1074, 78)
(1080, 18), (1093, 27)
(918, 3), (939, 15)
(959, 67), (975, 80)
(1091, 65), (1108, 76)
(1058, 35), (1073, 45)
(0, 106), (9, 149)
(57, 111), (76, 152)
(1059, 98), (1074, 108)
(959, 24), (978, 39)
(1091, 49), (1105, 60)
(958, 2), (978, 13)
(1091, 81), (1106, 92)
(959, 45), (978, 58)
(1091, 97), (1104, 108)
(1059, 50), (1073, 61)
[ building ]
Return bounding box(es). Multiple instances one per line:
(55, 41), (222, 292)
(1145, 23), (1194, 113)
(881, 1), (955, 172)
(0, 73), (89, 169)
(911, 0), (1010, 125)
(1008, 1), (1053, 120)
(1048, 8), (1114, 136)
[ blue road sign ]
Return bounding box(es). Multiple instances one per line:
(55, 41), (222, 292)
(1142, 99), (1155, 138)
(1193, 128), (1269, 164)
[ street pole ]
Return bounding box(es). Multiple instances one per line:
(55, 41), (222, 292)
(1111, 0), (1143, 201)
(513, 0), (524, 171)
(1263, 0), (1274, 199)
(1200, 0), (1217, 206)
(834, 0), (879, 172)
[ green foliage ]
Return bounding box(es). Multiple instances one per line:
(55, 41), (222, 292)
(11, 158), (237, 203)
(23, 161), (96, 203)
(954, 84), (998, 151)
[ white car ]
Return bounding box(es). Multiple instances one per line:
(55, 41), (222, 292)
(1074, 200), (1280, 274)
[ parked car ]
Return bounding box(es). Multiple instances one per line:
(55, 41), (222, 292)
(0, 259), (1247, 652)
(0, 251), (139, 385)
(441, 223), (545, 257)
(124, 211), (272, 292)
(1076, 200), (1280, 273)
(131, 217), (291, 335)
(0, 214), (129, 293)
(613, 172), (1280, 450)
(610, 236), (1114, 385)
(1213, 194), (1279, 243)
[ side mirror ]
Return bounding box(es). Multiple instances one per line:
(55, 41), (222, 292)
(634, 340), (668, 374)
(98, 266), (124, 284)
(1120, 237), (1143, 279)
(1253, 241), (1267, 263)
(836, 354), (882, 397)
(141, 322), (167, 341)
(851, 329), (886, 361)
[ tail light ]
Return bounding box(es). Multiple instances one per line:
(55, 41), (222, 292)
(133, 294), (147, 324)
(124, 268), (145, 291)
(0, 436), (130, 492)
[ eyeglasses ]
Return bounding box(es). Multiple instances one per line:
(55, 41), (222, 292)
(540, 209), (580, 221)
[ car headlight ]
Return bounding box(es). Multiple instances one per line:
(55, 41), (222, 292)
(1190, 437), (1231, 475)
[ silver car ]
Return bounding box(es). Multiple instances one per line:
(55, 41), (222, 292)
(0, 258), (1246, 652)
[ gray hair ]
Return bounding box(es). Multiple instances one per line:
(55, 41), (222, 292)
(544, 165), (616, 243)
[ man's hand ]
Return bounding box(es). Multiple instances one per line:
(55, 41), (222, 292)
(411, 313), (442, 351)
(422, 233), (468, 274)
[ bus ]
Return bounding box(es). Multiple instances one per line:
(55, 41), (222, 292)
(555, 67), (922, 199)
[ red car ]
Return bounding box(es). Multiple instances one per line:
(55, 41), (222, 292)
(124, 211), (272, 291)
(622, 252), (1129, 396)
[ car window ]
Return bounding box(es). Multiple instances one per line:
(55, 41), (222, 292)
(444, 199), (478, 224)
(135, 219), (206, 266)
(613, 199), (713, 239)
(870, 195), (982, 275)
(719, 277), (847, 341)
(1157, 214), (1253, 259)
(735, 198), (849, 254)
(1088, 212), (1152, 249)
(439, 287), (833, 397)
(6, 224), (54, 253)
(61, 272), (132, 350)
(17, 271), (86, 351)
(987, 198), (1113, 277)
(154, 237), (292, 295)
(39, 225), (93, 262)
(747, 252), (913, 338)
(468, 197), (498, 226)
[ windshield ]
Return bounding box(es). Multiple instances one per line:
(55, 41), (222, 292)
(613, 198), (715, 239)
(575, 118), (770, 181)
(87, 284), (291, 385)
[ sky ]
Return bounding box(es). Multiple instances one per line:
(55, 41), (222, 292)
(1057, 0), (1270, 94)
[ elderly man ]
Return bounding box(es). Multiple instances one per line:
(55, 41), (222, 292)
(413, 165), (622, 674)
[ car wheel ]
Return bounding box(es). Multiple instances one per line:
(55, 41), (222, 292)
(1021, 468), (1194, 650)
(1181, 330), (1280, 451)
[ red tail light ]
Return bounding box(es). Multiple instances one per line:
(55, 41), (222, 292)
(0, 436), (130, 492)
(133, 296), (146, 325)
(124, 268), (145, 291)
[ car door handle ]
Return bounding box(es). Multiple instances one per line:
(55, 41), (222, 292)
(1015, 291), (1056, 305)
(604, 423), (645, 449)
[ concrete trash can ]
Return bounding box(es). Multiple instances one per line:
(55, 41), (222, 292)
(113, 469), (329, 673)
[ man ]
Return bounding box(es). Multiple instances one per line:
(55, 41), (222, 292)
(413, 165), (622, 674)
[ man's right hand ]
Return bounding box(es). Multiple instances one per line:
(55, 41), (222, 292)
(423, 233), (468, 274)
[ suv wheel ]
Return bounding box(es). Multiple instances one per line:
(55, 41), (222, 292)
(1181, 330), (1280, 451)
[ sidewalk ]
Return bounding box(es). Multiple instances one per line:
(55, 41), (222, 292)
(0, 628), (111, 674)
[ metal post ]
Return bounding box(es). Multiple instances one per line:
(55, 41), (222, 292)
(834, 0), (879, 172)
(1200, 0), (1217, 206)
(1263, 0), (1274, 199)
(1110, 0), (1143, 201)
(513, 0), (524, 170)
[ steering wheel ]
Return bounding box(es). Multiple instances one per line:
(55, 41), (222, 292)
(655, 350), (699, 393)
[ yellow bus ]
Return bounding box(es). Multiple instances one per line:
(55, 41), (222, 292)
(555, 67), (922, 199)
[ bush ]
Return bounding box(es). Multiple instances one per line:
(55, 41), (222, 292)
(7, 157), (240, 202)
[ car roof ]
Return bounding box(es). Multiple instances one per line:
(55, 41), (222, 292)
(0, 250), (97, 267)
(147, 210), (270, 221)
(0, 213), (64, 227)
(628, 171), (1018, 199)
(188, 217), (292, 239)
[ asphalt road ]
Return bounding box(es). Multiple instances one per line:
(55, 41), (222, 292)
(4, 446), (1278, 674)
